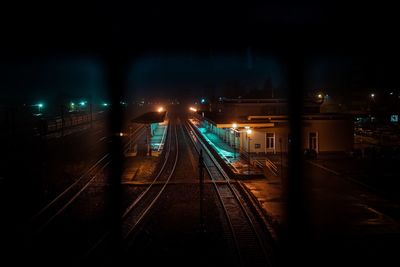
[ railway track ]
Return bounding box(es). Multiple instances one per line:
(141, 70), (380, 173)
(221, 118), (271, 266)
(183, 119), (274, 267)
(85, 120), (179, 259)
(121, 122), (178, 241)
(28, 124), (146, 234)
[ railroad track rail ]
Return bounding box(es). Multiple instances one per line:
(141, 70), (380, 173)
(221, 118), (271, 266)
(184, 119), (273, 267)
(85, 120), (178, 259)
(28, 125), (146, 234)
(121, 122), (178, 241)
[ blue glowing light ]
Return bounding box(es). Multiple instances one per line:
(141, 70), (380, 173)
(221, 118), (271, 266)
(198, 127), (236, 160)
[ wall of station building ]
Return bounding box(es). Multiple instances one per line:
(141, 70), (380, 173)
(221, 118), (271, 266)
(201, 118), (353, 154)
(239, 125), (290, 154)
(301, 119), (353, 153)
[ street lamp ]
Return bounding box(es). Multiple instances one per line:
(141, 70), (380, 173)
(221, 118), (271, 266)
(37, 103), (43, 114)
(368, 93), (376, 121)
(232, 123), (237, 159)
(157, 106), (164, 112)
(315, 92), (326, 104)
(247, 129), (252, 174)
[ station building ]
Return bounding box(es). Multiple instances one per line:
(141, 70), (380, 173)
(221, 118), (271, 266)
(196, 98), (353, 156)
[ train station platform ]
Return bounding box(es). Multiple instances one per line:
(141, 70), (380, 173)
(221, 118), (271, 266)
(122, 122), (168, 183)
(189, 118), (284, 230)
(150, 122), (168, 156)
(190, 118), (263, 176)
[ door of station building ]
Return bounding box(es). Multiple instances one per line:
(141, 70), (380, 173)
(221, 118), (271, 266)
(309, 132), (318, 152)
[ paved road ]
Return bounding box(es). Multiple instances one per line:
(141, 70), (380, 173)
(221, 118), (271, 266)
(302, 160), (400, 266)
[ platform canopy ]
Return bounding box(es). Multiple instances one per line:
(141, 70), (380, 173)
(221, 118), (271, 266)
(131, 111), (166, 124)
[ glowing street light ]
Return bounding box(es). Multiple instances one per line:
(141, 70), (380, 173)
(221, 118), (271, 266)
(370, 93), (375, 98)
(157, 107), (164, 112)
(36, 103), (44, 114)
(246, 129), (252, 174)
(80, 101), (87, 107)
(189, 107), (197, 112)
(232, 123), (238, 159)
(317, 94), (323, 99)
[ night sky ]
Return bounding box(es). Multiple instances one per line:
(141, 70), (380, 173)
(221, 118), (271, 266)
(0, 58), (106, 104)
(128, 52), (283, 98)
(1, 1), (400, 106)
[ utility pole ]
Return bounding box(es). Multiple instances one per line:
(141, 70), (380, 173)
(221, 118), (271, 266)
(90, 103), (93, 128)
(61, 105), (64, 137)
(233, 135), (236, 159)
(199, 149), (205, 233)
(248, 138), (250, 174)
(279, 137), (283, 178)
(147, 124), (151, 156)
(129, 126), (132, 152)
(246, 129), (252, 175)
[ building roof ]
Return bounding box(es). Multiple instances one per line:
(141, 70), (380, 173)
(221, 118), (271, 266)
(200, 111), (352, 129)
(131, 111), (166, 123)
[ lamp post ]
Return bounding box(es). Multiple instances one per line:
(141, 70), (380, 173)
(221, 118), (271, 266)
(199, 149), (205, 233)
(279, 137), (283, 178)
(129, 126), (133, 151)
(232, 123), (237, 159)
(247, 129), (252, 174)
(33, 103), (44, 115)
(37, 103), (43, 114)
(89, 103), (93, 128)
(368, 93), (376, 122)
